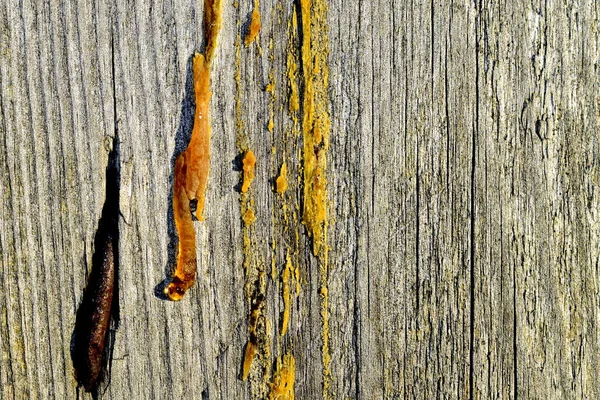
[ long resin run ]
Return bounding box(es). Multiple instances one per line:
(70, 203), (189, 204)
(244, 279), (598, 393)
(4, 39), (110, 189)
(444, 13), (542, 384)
(165, 54), (212, 301)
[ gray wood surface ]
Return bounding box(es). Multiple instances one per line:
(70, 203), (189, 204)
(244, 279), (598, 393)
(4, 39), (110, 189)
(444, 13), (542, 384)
(1, 0), (599, 399)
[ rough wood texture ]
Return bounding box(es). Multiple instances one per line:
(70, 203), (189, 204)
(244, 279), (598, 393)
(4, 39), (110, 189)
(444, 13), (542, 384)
(1, 0), (599, 399)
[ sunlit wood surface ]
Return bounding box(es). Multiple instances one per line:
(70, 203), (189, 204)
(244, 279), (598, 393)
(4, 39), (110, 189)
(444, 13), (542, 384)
(1, 0), (599, 398)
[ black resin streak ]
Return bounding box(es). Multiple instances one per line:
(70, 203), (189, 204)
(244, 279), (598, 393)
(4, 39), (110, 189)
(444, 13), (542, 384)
(71, 134), (120, 393)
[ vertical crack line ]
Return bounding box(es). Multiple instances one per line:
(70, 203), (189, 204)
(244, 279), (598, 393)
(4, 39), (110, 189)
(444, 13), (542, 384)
(370, 3), (376, 217)
(428, 0), (434, 328)
(111, 28), (117, 135)
(414, 0), (420, 317)
(0, 76), (18, 398)
(353, 237), (361, 400)
(402, 3), (410, 394)
(415, 147), (420, 316)
(110, 0), (120, 326)
(444, 39), (450, 200)
(431, 0), (434, 97)
(109, 10), (129, 395)
(368, 2), (374, 333)
(354, 1), (364, 398)
(513, 253), (518, 399)
(469, 1), (481, 399)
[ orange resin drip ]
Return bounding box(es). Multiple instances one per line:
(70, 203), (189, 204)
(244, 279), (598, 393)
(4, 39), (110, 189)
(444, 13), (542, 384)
(242, 341), (258, 380)
(241, 150), (256, 193)
(184, 54), (212, 221)
(165, 0), (222, 301)
(165, 55), (211, 301)
(166, 156), (199, 301)
(244, 3), (261, 46)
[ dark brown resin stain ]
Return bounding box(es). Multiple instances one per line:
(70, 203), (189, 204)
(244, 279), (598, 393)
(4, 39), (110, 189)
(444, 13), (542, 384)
(71, 134), (120, 392)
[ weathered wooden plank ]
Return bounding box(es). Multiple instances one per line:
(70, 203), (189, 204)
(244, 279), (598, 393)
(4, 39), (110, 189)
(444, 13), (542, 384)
(1, 0), (599, 399)
(474, 1), (600, 399)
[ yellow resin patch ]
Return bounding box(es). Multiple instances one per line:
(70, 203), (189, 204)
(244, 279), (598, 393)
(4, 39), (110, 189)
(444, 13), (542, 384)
(236, 16), (270, 391)
(243, 208), (256, 225)
(300, 0), (330, 256)
(276, 163), (288, 194)
(299, 0), (332, 396)
(269, 353), (296, 400)
(204, 0), (223, 63)
(281, 254), (293, 335)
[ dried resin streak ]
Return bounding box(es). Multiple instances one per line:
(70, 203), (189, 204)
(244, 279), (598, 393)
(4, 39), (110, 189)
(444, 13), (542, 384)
(165, 0), (223, 301)
(298, 0), (333, 395)
(239, 149), (265, 381)
(71, 135), (120, 392)
(300, 0), (330, 256)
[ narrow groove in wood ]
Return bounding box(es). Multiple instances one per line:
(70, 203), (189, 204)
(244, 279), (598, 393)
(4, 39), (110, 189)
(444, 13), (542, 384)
(19, 6), (49, 398)
(0, 51), (19, 397)
(44, 5), (71, 395)
(11, 4), (35, 396)
(469, 1), (480, 399)
(46, 11), (78, 392)
(31, 6), (63, 394)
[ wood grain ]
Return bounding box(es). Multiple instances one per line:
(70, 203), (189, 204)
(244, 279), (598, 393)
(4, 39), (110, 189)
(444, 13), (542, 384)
(1, 0), (599, 399)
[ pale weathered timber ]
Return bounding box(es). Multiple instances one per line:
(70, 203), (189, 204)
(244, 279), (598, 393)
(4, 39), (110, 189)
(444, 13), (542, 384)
(1, 0), (599, 399)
